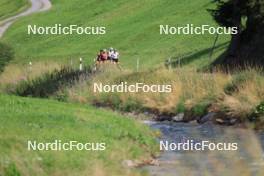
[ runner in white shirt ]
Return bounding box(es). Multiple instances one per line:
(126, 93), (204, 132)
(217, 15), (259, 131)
(112, 49), (119, 64)
(108, 47), (114, 62)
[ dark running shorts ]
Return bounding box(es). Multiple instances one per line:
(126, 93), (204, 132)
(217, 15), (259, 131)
(113, 59), (118, 63)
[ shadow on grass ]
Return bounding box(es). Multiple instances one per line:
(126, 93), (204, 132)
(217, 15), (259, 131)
(167, 42), (229, 68)
(8, 67), (92, 98)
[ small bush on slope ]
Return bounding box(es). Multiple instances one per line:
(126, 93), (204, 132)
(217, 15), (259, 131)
(0, 42), (14, 73)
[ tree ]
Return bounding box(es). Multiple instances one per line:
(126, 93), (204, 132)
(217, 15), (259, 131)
(209, 0), (264, 67)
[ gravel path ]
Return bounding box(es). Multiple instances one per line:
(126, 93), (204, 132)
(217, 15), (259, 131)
(0, 0), (51, 38)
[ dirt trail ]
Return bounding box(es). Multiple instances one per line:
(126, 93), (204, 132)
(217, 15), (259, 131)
(0, 0), (51, 38)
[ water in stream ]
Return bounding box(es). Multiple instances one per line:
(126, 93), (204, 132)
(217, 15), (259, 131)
(144, 121), (264, 176)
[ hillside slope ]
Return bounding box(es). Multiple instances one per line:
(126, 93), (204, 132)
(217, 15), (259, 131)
(1, 0), (230, 69)
(0, 94), (157, 175)
(0, 0), (29, 20)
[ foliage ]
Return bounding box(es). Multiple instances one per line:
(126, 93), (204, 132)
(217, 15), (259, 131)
(175, 99), (186, 113)
(209, 0), (264, 67)
(4, 163), (21, 176)
(11, 67), (92, 97)
(224, 70), (256, 94)
(0, 42), (14, 73)
(255, 102), (264, 115)
(209, 0), (264, 31)
(251, 101), (264, 120)
(191, 101), (211, 117)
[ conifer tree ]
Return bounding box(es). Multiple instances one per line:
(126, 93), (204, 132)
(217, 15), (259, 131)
(209, 0), (264, 67)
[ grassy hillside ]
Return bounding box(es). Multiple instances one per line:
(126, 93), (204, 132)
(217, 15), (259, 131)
(0, 0), (29, 21)
(0, 94), (158, 176)
(1, 0), (230, 69)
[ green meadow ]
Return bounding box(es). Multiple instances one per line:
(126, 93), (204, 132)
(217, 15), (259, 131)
(0, 0), (29, 20)
(0, 94), (158, 176)
(1, 0), (229, 69)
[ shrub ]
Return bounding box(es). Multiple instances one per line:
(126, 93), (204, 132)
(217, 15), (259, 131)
(175, 99), (186, 113)
(191, 101), (210, 117)
(11, 67), (92, 97)
(110, 94), (122, 109)
(0, 42), (14, 72)
(255, 102), (264, 115)
(4, 163), (21, 176)
(54, 89), (68, 102)
(224, 70), (258, 94)
(251, 101), (264, 121)
(120, 97), (143, 112)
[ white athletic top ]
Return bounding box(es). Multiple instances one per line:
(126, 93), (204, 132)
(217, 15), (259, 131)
(112, 52), (119, 59)
(108, 51), (114, 57)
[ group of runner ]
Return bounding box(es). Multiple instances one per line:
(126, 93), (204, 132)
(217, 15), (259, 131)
(96, 47), (119, 64)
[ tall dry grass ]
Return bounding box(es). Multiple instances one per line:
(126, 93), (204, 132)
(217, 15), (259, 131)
(0, 61), (62, 92)
(217, 68), (264, 120)
(64, 65), (264, 122)
(64, 65), (226, 113)
(2, 63), (263, 122)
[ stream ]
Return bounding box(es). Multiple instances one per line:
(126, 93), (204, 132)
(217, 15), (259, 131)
(144, 121), (264, 176)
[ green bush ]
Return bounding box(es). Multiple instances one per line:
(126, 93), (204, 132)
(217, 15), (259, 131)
(54, 89), (68, 102)
(110, 94), (122, 109)
(249, 101), (264, 122)
(175, 99), (186, 113)
(0, 42), (14, 72)
(11, 67), (92, 97)
(249, 102), (264, 130)
(120, 97), (143, 112)
(224, 71), (257, 94)
(4, 163), (21, 176)
(191, 101), (210, 117)
(255, 102), (264, 115)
